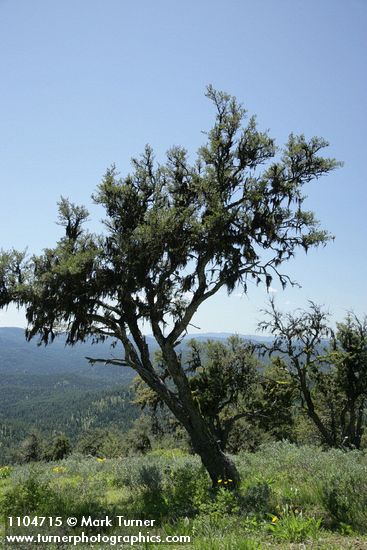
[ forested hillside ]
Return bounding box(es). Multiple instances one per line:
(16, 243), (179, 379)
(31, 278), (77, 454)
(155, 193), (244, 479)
(0, 327), (138, 462)
(0, 328), (269, 463)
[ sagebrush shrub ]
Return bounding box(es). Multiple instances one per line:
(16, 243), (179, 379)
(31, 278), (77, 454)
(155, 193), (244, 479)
(241, 481), (274, 516)
(321, 470), (367, 532)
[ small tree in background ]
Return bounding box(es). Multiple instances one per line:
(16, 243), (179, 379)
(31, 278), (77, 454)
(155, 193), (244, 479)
(0, 87), (340, 486)
(260, 301), (367, 448)
(323, 314), (367, 448)
(76, 428), (124, 458)
(44, 434), (72, 461)
(18, 432), (43, 463)
(123, 416), (153, 455)
(255, 357), (298, 442)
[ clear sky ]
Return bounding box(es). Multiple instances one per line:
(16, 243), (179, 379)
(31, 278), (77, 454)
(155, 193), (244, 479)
(0, 0), (366, 334)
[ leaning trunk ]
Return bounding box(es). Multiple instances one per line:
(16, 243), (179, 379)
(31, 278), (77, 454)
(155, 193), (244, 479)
(162, 344), (241, 488)
(161, 386), (241, 487)
(188, 424), (240, 488)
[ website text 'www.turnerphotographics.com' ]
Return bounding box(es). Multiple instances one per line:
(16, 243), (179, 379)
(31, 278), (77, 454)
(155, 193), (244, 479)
(3, 515), (192, 546)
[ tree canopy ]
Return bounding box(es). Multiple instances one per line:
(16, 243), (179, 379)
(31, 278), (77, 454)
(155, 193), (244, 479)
(260, 301), (367, 448)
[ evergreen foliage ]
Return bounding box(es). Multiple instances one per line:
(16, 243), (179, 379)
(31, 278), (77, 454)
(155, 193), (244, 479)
(0, 87), (340, 485)
(260, 302), (367, 448)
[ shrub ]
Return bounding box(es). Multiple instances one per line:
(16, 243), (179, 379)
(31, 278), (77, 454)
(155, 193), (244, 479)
(192, 487), (242, 539)
(1, 470), (107, 530)
(267, 509), (322, 542)
(198, 487), (240, 517)
(163, 462), (209, 518)
(122, 460), (210, 521)
(0, 466), (12, 479)
(321, 470), (367, 532)
(241, 480), (274, 516)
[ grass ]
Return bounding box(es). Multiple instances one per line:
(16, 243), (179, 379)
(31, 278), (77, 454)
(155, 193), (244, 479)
(1, 442), (367, 549)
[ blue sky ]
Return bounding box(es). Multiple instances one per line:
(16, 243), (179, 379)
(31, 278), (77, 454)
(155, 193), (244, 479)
(0, 0), (366, 334)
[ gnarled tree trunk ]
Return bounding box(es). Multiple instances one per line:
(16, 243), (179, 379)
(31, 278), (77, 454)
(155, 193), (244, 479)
(161, 343), (241, 488)
(188, 423), (240, 487)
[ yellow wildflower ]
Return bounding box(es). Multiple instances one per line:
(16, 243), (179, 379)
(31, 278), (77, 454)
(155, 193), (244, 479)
(271, 516), (278, 523)
(52, 466), (66, 474)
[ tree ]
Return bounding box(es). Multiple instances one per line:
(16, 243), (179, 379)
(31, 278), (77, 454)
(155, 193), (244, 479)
(324, 314), (367, 448)
(123, 416), (153, 455)
(18, 432), (43, 463)
(76, 428), (124, 458)
(186, 337), (261, 450)
(0, 86), (340, 486)
(255, 357), (298, 442)
(44, 434), (72, 461)
(259, 301), (367, 448)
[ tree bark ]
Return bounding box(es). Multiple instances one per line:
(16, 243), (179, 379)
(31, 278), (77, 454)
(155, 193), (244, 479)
(170, 388), (241, 487)
(188, 425), (240, 487)
(161, 343), (241, 488)
(141, 365), (241, 487)
(299, 372), (336, 447)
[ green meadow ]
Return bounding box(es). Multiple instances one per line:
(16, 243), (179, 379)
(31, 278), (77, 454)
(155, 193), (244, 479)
(1, 442), (367, 549)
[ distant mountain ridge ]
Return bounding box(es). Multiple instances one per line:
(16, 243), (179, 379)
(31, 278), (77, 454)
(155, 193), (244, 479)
(0, 326), (135, 383)
(0, 326), (272, 380)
